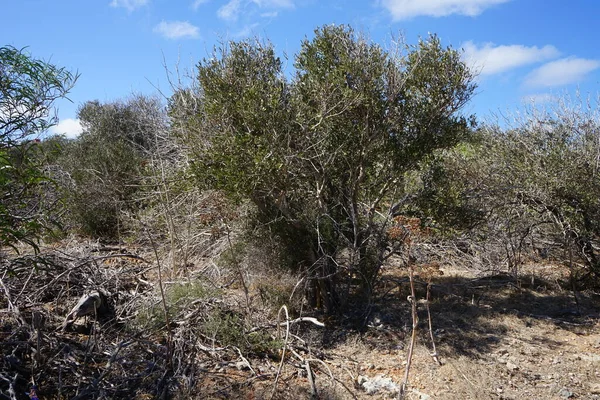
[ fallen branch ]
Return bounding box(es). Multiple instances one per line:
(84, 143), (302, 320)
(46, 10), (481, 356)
(234, 346), (256, 376)
(305, 359), (318, 399)
(248, 316), (326, 334)
(278, 317), (325, 328)
(0, 373), (18, 400)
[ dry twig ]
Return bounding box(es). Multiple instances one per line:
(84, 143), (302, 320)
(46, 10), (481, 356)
(270, 305), (291, 399)
(425, 283), (441, 366)
(399, 264), (418, 399)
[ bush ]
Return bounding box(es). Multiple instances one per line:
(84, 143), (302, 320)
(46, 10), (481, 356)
(203, 308), (282, 356)
(486, 101), (600, 281)
(134, 281), (219, 330)
(55, 95), (168, 239)
(414, 98), (600, 283)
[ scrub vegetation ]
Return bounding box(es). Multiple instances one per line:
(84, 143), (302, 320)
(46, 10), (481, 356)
(0, 27), (598, 399)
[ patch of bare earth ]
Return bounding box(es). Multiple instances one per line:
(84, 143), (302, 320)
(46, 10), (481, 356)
(318, 263), (600, 400)
(188, 262), (600, 399)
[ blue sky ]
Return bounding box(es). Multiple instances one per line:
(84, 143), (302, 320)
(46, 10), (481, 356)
(3, 0), (600, 137)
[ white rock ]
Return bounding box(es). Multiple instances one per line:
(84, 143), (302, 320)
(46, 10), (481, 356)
(360, 374), (400, 395)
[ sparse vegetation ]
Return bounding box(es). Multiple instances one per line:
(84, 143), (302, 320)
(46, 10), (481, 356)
(0, 28), (599, 400)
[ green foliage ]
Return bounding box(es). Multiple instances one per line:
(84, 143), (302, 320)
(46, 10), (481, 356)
(0, 46), (78, 144)
(0, 144), (45, 249)
(65, 131), (143, 238)
(135, 281), (219, 330)
(485, 107), (600, 279)
(56, 95), (167, 238)
(414, 101), (600, 282)
(0, 46), (77, 250)
(77, 96), (165, 153)
(168, 281), (219, 304)
(177, 25), (476, 312)
(411, 139), (489, 232)
(135, 282), (280, 357)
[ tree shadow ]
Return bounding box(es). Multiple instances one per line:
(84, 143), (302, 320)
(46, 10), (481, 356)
(320, 271), (599, 358)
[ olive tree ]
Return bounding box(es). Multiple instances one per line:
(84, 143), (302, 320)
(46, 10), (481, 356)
(180, 25), (476, 312)
(1, 46), (78, 144)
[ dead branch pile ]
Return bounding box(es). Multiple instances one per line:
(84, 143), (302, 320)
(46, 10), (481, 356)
(0, 241), (334, 399)
(0, 243), (170, 399)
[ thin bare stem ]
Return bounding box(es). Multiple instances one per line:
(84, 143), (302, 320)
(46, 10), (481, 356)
(426, 283), (441, 366)
(224, 222), (250, 313)
(399, 263), (418, 399)
(145, 225), (174, 370)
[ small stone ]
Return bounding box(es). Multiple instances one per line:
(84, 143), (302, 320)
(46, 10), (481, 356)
(411, 389), (431, 400)
(558, 388), (574, 399)
(236, 361), (249, 371)
(581, 353), (600, 362)
(506, 361), (519, 371)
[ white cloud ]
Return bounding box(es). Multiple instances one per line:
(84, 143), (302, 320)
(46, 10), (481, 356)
(381, 0), (510, 20)
(525, 57), (600, 88)
(218, 0), (293, 21)
(154, 21), (200, 39)
(234, 23), (260, 38)
(109, 0), (148, 12)
(252, 0), (293, 8)
(521, 93), (557, 104)
(49, 118), (83, 139)
(218, 0), (243, 21)
(191, 0), (209, 10)
(462, 41), (559, 76)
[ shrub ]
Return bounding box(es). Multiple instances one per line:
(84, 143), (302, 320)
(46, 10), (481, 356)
(175, 25), (476, 313)
(56, 95), (168, 239)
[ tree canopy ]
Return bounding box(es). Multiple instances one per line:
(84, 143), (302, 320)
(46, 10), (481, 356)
(177, 25), (477, 312)
(0, 46), (78, 144)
